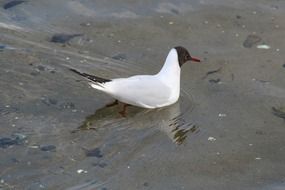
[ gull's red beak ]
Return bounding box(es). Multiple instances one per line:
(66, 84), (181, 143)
(190, 56), (201, 62)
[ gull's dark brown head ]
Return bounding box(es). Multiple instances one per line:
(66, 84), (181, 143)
(174, 46), (201, 67)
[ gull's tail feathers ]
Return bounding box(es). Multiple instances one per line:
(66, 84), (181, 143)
(69, 68), (111, 91)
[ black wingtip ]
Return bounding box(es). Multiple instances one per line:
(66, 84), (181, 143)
(69, 68), (81, 74)
(69, 68), (87, 78)
(69, 68), (111, 83)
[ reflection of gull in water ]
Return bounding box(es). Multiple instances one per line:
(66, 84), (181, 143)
(74, 101), (199, 145)
(155, 101), (199, 145)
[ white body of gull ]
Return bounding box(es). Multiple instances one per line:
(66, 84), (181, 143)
(70, 46), (200, 109)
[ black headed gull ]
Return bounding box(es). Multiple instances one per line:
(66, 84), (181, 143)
(70, 46), (200, 115)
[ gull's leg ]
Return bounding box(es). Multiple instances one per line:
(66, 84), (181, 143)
(105, 100), (119, 107)
(119, 103), (130, 117)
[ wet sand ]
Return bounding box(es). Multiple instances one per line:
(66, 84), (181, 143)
(0, 0), (285, 189)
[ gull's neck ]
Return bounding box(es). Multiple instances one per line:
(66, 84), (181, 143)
(157, 48), (181, 82)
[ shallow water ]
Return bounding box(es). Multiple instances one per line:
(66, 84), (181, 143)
(1, 0), (285, 189)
